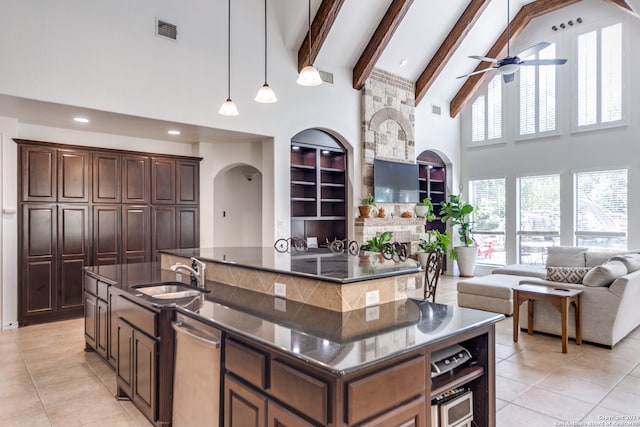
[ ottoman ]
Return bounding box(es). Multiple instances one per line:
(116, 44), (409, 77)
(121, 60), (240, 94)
(457, 274), (521, 315)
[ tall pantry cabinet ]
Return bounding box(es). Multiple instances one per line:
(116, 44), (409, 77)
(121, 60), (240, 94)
(17, 140), (201, 325)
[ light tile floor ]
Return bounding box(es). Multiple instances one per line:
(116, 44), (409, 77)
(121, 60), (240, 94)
(1, 275), (639, 426)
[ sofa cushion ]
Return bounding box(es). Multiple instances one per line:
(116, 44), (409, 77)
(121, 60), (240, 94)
(582, 260), (627, 287)
(585, 249), (622, 267)
(546, 246), (587, 267)
(546, 266), (591, 284)
(457, 274), (518, 299)
(609, 254), (640, 273)
(491, 264), (546, 279)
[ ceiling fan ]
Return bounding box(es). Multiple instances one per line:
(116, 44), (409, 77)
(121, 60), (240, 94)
(457, 0), (567, 83)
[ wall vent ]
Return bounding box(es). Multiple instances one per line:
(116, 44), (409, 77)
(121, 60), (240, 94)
(319, 69), (334, 84)
(157, 19), (177, 40)
(431, 104), (442, 116)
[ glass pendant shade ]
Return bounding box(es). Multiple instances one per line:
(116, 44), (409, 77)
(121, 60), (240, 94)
(297, 65), (322, 86)
(218, 98), (239, 116)
(255, 83), (278, 103)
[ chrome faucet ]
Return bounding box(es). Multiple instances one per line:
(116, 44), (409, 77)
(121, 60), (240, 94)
(170, 257), (207, 288)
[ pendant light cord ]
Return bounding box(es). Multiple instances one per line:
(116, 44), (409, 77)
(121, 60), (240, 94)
(264, 0), (268, 83)
(507, 0), (510, 56)
(308, 0), (312, 66)
(227, 0), (231, 99)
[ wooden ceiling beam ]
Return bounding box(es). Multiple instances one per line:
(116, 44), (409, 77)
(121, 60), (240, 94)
(415, 0), (489, 106)
(603, 0), (639, 16)
(352, 0), (414, 90)
(297, 0), (346, 73)
(449, 0), (581, 118)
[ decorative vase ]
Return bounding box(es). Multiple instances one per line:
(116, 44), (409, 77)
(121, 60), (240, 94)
(377, 207), (386, 218)
(417, 252), (429, 268)
(415, 205), (429, 218)
(455, 246), (478, 277)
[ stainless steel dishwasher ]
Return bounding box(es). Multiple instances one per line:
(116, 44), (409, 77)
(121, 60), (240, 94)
(172, 312), (222, 427)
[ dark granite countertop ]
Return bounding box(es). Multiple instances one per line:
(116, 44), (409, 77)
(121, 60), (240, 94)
(161, 247), (421, 283)
(84, 262), (503, 375)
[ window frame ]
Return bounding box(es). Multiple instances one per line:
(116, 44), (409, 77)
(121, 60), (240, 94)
(463, 74), (505, 148)
(571, 17), (629, 134)
(514, 41), (563, 142)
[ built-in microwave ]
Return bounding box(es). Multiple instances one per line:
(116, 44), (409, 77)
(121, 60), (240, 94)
(431, 390), (473, 427)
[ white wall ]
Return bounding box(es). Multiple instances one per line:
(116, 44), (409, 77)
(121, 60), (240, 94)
(0, 0), (461, 327)
(460, 3), (640, 263)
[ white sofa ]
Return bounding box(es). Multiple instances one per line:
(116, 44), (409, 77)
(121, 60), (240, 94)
(464, 247), (640, 348)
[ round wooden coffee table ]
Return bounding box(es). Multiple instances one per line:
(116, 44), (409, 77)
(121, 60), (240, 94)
(512, 284), (583, 353)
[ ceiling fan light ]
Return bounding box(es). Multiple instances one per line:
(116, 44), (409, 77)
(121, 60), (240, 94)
(499, 63), (519, 75)
(297, 65), (322, 86)
(255, 83), (278, 103)
(218, 98), (239, 116)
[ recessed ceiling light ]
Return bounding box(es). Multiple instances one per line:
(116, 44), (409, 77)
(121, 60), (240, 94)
(292, 146), (300, 150)
(168, 130), (181, 135)
(322, 150), (330, 154)
(399, 58), (408, 67)
(73, 117), (89, 123)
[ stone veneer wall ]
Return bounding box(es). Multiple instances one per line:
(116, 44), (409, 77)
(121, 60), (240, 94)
(355, 217), (426, 254)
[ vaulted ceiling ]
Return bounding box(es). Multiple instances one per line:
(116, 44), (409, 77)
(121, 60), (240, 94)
(295, 0), (637, 118)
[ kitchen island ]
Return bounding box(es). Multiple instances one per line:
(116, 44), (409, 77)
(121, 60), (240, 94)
(83, 252), (502, 427)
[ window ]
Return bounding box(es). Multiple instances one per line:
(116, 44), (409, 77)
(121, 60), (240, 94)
(470, 74), (502, 143)
(576, 22), (624, 129)
(469, 179), (505, 265)
(519, 43), (557, 137)
(575, 169), (627, 249)
(518, 175), (560, 264)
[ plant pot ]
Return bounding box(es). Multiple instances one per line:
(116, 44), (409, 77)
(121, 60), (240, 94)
(455, 246), (478, 277)
(415, 205), (429, 218)
(417, 252), (429, 268)
(358, 205), (371, 218)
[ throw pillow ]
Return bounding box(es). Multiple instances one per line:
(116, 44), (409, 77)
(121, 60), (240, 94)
(546, 267), (591, 284)
(609, 254), (640, 273)
(546, 246), (588, 267)
(582, 260), (628, 287)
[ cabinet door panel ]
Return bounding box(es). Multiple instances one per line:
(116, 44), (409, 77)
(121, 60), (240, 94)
(224, 374), (267, 427)
(21, 145), (56, 202)
(151, 158), (175, 204)
(93, 153), (121, 203)
(359, 396), (426, 427)
(97, 298), (108, 359)
(176, 207), (199, 249)
(123, 155), (149, 204)
(108, 288), (118, 366)
(151, 207), (176, 261)
(58, 205), (88, 310)
(176, 160), (199, 204)
(133, 330), (157, 422)
(123, 206), (150, 263)
(267, 401), (314, 427)
(58, 149), (89, 202)
(92, 205), (121, 266)
(117, 319), (134, 398)
(84, 292), (97, 349)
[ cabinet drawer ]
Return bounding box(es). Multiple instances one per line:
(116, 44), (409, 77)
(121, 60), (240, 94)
(84, 274), (97, 296)
(97, 280), (109, 301)
(225, 338), (266, 389)
(346, 356), (425, 425)
(270, 359), (328, 425)
(117, 296), (157, 337)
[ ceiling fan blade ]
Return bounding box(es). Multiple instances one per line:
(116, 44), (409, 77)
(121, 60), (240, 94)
(502, 73), (515, 84)
(516, 42), (551, 59)
(456, 67), (495, 79)
(519, 58), (567, 66)
(469, 55), (499, 63)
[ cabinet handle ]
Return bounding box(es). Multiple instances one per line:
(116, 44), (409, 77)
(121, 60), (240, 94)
(172, 321), (220, 348)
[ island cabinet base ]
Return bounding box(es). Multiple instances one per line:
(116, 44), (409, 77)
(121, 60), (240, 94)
(222, 322), (496, 427)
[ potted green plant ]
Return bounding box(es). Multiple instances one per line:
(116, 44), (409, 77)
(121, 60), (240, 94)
(439, 194), (476, 276)
(360, 231), (392, 252)
(417, 229), (451, 301)
(418, 230), (451, 262)
(358, 193), (376, 218)
(415, 197), (436, 220)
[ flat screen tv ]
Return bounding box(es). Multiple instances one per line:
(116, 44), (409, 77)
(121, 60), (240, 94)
(373, 159), (419, 203)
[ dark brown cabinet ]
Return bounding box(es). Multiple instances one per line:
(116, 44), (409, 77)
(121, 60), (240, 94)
(17, 139), (201, 325)
(290, 129), (347, 244)
(417, 150), (447, 234)
(116, 296), (159, 424)
(224, 374), (267, 427)
(84, 274), (109, 361)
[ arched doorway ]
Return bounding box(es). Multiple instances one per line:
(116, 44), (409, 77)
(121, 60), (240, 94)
(417, 150), (447, 234)
(213, 164), (262, 247)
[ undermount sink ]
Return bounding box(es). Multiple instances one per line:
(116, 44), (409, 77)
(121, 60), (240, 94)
(132, 282), (210, 300)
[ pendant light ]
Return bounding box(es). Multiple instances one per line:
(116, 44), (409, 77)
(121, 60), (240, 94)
(255, 0), (278, 103)
(296, 0), (322, 87)
(219, 0), (239, 116)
